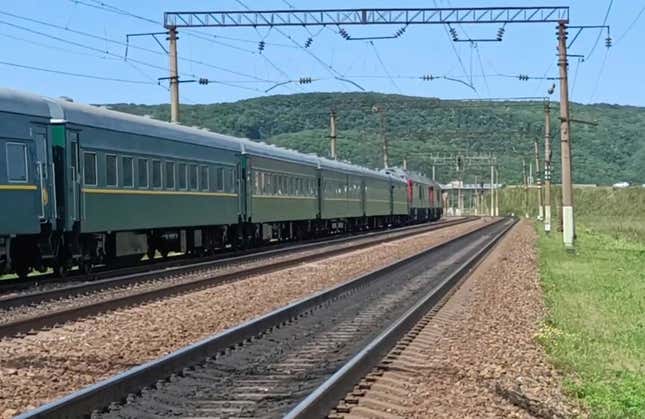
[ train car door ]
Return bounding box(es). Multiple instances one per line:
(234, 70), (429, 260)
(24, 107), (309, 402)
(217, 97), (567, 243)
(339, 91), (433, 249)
(66, 130), (81, 230)
(238, 154), (250, 222)
(31, 124), (55, 226)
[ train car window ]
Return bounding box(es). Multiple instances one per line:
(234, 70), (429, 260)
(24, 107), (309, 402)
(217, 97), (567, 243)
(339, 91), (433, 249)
(177, 163), (187, 190)
(83, 152), (97, 186)
(215, 167), (224, 191)
(189, 164), (198, 190)
(122, 156), (133, 188)
(228, 168), (235, 192)
(165, 162), (175, 189)
(6, 143), (28, 182)
(138, 159), (148, 188)
(152, 160), (162, 189)
(106, 154), (117, 187)
(254, 171), (260, 194)
(264, 173), (271, 194)
(199, 166), (208, 191)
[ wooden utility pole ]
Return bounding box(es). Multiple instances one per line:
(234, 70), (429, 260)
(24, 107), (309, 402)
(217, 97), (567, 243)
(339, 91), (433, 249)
(330, 109), (337, 159)
(544, 100), (553, 233)
(558, 20), (574, 248)
(534, 136), (543, 220)
(168, 27), (179, 123)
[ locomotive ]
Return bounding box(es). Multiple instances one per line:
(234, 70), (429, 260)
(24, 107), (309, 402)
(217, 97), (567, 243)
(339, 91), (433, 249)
(0, 88), (442, 278)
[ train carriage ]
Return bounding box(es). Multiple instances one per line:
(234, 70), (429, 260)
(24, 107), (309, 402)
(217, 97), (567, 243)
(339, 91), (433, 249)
(318, 158), (365, 222)
(243, 141), (320, 240)
(0, 90), (59, 276)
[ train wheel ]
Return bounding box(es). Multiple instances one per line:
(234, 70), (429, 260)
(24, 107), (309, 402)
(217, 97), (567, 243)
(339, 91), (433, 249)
(79, 260), (93, 276)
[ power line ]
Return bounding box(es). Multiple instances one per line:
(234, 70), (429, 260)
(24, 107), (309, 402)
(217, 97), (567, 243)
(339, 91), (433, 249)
(0, 30), (120, 61)
(474, 43), (490, 96)
(74, 0), (298, 49)
(590, 49), (610, 102)
(233, 0), (345, 80)
(616, 4), (645, 44)
(67, 1), (292, 81)
(0, 59), (156, 84)
(586, 0), (614, 61)
(0, 10), (274, 83)
(368, 41), (400, 93)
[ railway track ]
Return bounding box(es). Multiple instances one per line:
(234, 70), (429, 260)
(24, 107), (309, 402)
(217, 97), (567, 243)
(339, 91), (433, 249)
(0, 217), (474, 338)
(17, 217), (515, 419)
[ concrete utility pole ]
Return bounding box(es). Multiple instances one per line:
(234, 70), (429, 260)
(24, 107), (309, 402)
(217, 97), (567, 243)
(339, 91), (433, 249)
(495, 167), (500, 216)
(432, 165), (436, 181)
(544, 100), (553, 233)
(402, 158), (408, 170)
(329, 109), (337, 160)
(490, 163), (495, 217)
(534, 136), (544, 220)
(168, 27), (180, 124)
(558, 20), (574, 248)
(523, 159), (529, 218)
(372, 106), (388, 168)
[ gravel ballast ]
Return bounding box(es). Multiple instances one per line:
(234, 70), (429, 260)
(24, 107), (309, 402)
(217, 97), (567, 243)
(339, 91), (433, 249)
(0, 219), (492, 417)
(342, 220), (581, 418)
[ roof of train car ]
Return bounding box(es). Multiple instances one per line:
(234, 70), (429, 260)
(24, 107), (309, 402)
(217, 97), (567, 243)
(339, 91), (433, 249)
(383, 167), (438, 186)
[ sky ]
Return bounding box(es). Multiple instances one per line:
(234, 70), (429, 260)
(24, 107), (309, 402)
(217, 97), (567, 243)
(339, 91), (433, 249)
(1, 0), (643, 106)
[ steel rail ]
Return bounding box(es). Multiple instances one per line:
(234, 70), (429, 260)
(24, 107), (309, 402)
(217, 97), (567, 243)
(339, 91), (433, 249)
(285, 218), (516, 418)
(17, 217), (512, 419)
(0, 218), (474, 338)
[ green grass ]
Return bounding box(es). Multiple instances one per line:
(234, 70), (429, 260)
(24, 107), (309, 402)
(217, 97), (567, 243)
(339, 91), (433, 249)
(537, 219), (645, 418)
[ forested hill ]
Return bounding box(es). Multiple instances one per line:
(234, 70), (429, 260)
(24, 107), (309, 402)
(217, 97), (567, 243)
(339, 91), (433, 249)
(107, 92), (645, 185)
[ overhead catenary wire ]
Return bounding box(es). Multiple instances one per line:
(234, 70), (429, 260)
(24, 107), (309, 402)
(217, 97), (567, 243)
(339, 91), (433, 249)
(0, 10), (274, 84)
(69, 0), (293, 83)
(0, 59), (157, 84)
(0, 18), (270, 94)
(615, 3), (645, 44)
(73, 0), (299, 49)
(368, 41), (400, 93)
(234, 0), (348, 82)
(585, 0), (614, 61)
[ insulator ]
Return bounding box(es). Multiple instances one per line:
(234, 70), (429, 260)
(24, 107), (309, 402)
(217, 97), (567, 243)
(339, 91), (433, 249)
(339, 28), (350, 40)
(304, 37), (313, 48)
(421, 74), (434, 81)
(198, 78), (209, 85)
(258, 40), (265, 52)
(299, 77), (312, 84)
(496, 27), (505, 41)
(605, 36), (612, 48)
(449, 27), (458, 41)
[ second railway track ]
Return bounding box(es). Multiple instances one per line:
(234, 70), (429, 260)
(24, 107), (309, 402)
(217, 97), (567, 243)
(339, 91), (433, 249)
(17, 217), (515, 419)
(0, 217), (474, 338)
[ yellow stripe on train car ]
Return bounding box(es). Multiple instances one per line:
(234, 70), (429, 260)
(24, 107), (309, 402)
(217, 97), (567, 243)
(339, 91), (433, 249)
(0, 184), (38, 191)
(82, 188), (238, 198)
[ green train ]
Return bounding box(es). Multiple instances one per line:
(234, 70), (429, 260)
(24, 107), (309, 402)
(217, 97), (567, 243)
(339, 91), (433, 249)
(0, 89), (442, 278)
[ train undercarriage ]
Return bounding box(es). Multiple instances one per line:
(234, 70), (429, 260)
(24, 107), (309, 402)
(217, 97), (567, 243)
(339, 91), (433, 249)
(1, 212), (440, 279)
